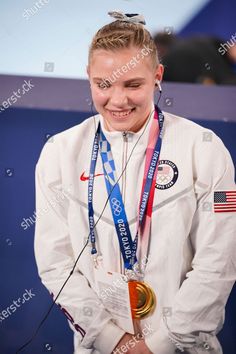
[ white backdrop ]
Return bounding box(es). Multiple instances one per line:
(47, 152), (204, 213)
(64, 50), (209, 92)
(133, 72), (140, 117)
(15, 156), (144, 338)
(0, 0), (210, 79)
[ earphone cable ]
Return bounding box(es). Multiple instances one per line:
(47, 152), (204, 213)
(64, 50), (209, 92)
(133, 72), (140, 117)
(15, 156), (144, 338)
(16, 93), (161, 353)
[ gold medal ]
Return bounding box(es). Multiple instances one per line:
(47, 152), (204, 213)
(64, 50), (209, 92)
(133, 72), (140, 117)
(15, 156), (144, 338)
(128, 280), (156, 319)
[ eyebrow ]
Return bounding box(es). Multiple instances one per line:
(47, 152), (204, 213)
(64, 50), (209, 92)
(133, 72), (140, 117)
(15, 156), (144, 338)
(92, 77), (146, 83)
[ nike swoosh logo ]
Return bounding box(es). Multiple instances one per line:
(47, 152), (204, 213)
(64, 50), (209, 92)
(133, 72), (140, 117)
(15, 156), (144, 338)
(80, 172), (104, 181)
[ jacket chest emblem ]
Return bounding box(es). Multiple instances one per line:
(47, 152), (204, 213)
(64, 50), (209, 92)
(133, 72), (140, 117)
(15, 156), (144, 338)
(155, 160), (179, 190)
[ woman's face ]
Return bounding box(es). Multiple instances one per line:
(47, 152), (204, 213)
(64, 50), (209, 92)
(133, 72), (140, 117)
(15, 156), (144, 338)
(87, 46), (163, 132)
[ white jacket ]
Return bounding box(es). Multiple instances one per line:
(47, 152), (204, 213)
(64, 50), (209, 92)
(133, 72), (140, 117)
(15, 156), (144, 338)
(34, 109), (236, 354)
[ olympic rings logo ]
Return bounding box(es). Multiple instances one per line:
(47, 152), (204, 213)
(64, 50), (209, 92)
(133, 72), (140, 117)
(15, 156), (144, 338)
(156, 175), (171, 183)
(111, 198), (122, 216)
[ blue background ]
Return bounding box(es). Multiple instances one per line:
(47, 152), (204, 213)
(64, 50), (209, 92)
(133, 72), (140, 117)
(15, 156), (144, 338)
(0, 106), (235, 354)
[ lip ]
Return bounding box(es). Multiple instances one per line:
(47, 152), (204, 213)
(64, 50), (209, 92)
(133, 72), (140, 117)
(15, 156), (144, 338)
(106, 108), (135, 118)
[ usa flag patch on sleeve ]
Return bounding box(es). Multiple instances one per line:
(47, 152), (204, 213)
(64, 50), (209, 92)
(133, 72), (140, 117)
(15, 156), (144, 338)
(214, 191), (236, 213)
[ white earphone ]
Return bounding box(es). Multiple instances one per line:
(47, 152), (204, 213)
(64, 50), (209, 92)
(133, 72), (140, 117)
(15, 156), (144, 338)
(155, 79), (162, 92)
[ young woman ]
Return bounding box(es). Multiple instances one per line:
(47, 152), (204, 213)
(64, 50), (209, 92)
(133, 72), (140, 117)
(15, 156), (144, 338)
(34, 11), (236, 354)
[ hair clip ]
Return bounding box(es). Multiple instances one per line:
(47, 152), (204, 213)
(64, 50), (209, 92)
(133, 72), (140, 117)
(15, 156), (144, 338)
(108, 10), (146, 25)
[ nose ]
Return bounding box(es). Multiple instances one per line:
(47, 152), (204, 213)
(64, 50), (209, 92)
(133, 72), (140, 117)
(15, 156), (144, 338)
(109, 86), (128, 107)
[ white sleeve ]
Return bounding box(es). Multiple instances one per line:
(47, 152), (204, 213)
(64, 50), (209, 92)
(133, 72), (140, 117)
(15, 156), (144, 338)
(34, 140), (125, 354)
(146, 131), (236, 354)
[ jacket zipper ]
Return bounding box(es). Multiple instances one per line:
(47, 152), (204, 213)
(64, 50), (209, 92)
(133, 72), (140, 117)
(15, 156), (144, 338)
(120, 131), (128, 275)
(122, 131), (128, 205)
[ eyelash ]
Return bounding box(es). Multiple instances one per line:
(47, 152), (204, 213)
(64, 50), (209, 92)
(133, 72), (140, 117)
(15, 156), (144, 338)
(97, 83), (110, 89)
(96, 83), (141, 89)
(128, 84), (141, 88)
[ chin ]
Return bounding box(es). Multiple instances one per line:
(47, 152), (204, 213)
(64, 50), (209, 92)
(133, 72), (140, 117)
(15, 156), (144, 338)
(107, 120), (132, 132)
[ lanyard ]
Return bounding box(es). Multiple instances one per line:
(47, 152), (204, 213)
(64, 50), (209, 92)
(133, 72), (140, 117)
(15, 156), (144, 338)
(88, 105), (164, 270)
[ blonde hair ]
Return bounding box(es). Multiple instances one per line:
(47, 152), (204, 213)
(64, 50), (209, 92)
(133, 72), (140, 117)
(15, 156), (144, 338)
(88, 20), (159, 69)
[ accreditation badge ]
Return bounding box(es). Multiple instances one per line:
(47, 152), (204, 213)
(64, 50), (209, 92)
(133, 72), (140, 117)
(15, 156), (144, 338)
(94, 268), (135, 334)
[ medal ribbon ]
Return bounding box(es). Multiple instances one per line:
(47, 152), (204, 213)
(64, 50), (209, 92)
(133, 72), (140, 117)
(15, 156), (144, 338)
(137, 107), (164, 263)
(88, 130), (100, 255)
(88, 105), (164, 270)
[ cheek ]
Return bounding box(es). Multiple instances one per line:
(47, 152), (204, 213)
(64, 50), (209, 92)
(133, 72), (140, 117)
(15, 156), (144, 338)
(91, 88), (109, 106)
(130, 88), (152, 106)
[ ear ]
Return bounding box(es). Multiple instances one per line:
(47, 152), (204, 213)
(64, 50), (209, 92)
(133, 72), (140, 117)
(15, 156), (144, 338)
(86, 65), (90, 78)
(155, 64), (164, 82)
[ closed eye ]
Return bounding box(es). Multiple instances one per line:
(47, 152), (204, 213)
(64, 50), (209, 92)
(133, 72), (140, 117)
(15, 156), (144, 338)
(97, 80), (111, 89)
(95, 81), (142, 89)
(127, 83), (141, 88)
(97, 84), (107, 89)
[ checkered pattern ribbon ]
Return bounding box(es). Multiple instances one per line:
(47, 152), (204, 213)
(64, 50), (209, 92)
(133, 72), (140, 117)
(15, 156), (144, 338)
(100, 131), (117, 186)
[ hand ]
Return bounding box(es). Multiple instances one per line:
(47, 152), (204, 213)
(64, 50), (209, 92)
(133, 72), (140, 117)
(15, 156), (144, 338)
(112, 333), (132, 353)
(134, 339), (153, 354)
(112, 332), (153, 354)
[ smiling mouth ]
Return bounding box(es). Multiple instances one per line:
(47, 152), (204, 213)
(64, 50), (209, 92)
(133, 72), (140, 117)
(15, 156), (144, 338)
(108, 108), (136, 118)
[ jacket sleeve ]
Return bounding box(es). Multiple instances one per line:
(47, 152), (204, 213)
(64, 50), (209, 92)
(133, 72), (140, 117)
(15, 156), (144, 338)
(34, 139), (125, 354)
(146, 131), (236, 354)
